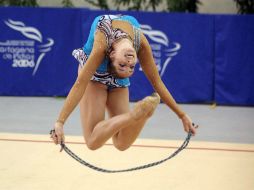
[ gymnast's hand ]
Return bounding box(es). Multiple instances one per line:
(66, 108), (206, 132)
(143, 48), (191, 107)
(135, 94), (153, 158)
(51, 121), (65, 149)
(181, 114), (197, 136)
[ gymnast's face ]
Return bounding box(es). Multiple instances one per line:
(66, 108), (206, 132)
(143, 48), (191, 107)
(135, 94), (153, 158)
(109, 46), (137, 79)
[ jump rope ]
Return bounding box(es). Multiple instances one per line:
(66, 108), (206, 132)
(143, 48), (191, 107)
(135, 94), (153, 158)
(50, 124), (198, 173)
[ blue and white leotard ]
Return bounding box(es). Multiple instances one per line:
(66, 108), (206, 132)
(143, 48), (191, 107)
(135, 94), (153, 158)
(72, 15), (141, 89)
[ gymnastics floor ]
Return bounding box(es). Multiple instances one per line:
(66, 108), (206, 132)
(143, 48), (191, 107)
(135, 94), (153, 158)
(0, 97), (254, 190)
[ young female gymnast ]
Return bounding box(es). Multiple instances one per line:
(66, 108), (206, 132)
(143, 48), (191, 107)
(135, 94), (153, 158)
(50, 15), (196, 151)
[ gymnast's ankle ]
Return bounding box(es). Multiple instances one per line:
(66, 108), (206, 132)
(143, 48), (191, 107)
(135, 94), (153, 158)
(130, 93), (160, 120)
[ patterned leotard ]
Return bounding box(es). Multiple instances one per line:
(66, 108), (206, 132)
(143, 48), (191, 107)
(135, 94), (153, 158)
(72, 15), (141, 89)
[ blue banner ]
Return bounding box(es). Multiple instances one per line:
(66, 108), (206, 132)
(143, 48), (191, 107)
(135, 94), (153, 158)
(215, 15), (254, 105)
(0, 7), (81, 96)
(0, 7), (253, 105)
(124, 12), (214, 102)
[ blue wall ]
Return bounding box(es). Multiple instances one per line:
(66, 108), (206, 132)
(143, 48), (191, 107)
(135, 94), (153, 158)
(0, 7), (253, 105)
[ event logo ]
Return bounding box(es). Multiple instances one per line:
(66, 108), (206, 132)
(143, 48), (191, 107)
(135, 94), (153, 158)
(140, 24), (181, 77)
(0, 19), (54, 75)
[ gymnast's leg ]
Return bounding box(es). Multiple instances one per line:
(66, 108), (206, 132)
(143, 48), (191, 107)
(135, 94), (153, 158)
(106, 88), (160, 151)
(79, 80), (108, 150)
(80, 80), (160, 150)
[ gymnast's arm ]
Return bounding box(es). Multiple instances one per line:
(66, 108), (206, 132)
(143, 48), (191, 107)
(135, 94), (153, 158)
(138, 33), (196, 135)
(138, 33), (186, 119)
(56, 31), (107, 125)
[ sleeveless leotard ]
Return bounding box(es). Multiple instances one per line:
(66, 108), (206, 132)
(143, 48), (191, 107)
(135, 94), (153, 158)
(72, 14), (141, 89)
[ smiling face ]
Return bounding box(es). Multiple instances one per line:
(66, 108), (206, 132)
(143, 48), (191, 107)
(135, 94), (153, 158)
(109, 44), (137, 79)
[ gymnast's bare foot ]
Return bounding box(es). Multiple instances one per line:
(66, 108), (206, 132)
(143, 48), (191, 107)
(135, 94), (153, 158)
(131, 93), (160, 120)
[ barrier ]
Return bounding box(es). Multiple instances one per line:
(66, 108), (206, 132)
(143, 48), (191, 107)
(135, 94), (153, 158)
(0, 7), (253, 105)
(215, 15), (254, 105)
(0, 7), (82, 96)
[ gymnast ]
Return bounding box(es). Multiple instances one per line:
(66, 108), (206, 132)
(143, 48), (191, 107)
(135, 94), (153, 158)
(50, 14), (196, 151)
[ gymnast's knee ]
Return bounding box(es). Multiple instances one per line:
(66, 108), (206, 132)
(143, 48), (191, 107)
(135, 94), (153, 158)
(113, 141), (131, 151)
(85, 138), (101, 151)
